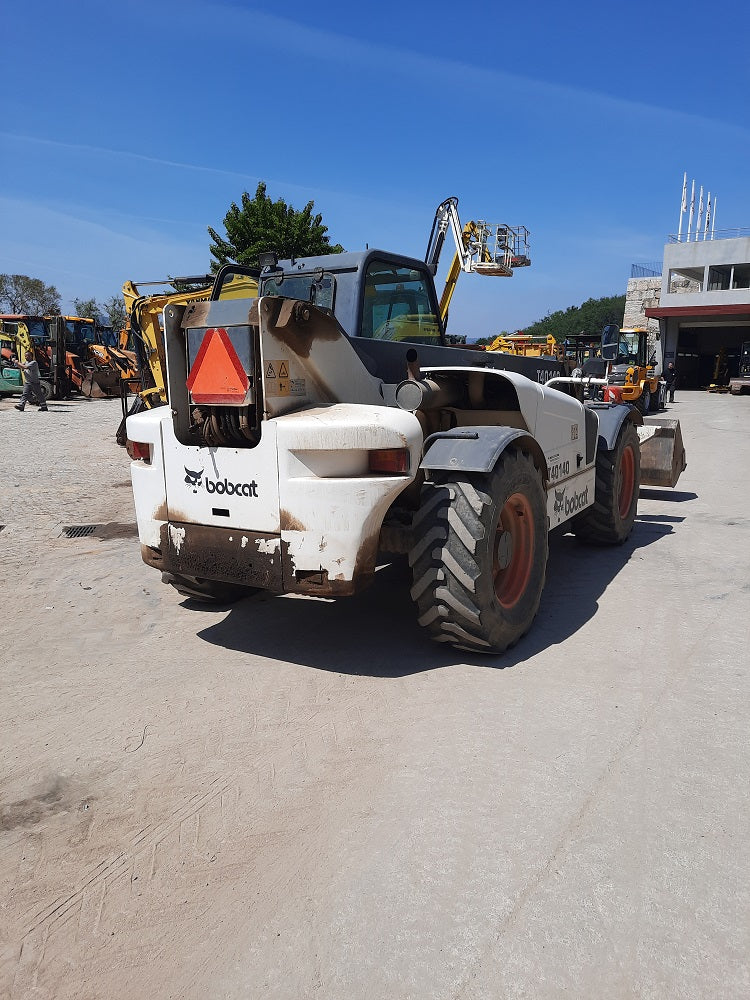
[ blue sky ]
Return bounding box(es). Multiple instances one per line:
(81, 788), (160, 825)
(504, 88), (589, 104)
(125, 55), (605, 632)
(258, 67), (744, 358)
(3, 0), (749, 338)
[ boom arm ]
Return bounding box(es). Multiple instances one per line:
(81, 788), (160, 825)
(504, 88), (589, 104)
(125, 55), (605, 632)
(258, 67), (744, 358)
(425, 197), (531, 326)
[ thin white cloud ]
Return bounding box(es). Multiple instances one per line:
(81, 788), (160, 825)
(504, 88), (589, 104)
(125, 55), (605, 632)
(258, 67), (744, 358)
(198, 1), (750, 139)
(0, 131), (391, 215)
(0, 132), (260, 182)
(0, 196), (209, 302)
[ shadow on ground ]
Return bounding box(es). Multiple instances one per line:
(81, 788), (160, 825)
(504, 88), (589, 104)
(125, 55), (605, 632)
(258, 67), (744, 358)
(194, 520), (674, 677)
(639, 488), (698, 503)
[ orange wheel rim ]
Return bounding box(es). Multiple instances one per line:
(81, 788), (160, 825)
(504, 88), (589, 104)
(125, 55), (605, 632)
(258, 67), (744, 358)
(618, 444), (635, 517)
(494, 492), (534, 609)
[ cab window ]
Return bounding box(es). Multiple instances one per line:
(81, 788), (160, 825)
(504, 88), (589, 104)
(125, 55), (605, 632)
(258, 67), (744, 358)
(361, 261), (441, 343)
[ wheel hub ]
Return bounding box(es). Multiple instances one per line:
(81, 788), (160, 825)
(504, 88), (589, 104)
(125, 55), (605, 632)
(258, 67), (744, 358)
(495, 530), (513, 570)
(494, 492), (534, 609)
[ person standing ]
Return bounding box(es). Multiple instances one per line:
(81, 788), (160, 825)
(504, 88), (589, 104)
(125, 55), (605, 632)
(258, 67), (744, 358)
(13, 350), (49, 412)
(664, 361), (678, 403)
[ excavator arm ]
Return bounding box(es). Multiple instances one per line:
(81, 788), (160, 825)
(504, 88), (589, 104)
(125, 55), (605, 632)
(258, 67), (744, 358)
(123, 277), (216, 407)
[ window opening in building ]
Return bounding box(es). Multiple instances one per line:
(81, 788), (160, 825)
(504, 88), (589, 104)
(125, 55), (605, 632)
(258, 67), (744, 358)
(707, 265), (732, 291)
(668, 267), (704, 294)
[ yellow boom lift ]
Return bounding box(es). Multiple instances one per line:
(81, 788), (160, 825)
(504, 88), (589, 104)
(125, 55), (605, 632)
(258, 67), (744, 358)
(425, 196), (530, 327)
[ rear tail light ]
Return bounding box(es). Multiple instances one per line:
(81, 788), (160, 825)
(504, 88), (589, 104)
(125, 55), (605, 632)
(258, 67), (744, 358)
(604, 386), (622, 403)
(368, 448), (410, 474)
(126, 440), (151, 463)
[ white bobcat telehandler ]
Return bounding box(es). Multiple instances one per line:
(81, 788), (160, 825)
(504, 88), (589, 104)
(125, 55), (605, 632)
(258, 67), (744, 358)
(126, 203), (683, 653)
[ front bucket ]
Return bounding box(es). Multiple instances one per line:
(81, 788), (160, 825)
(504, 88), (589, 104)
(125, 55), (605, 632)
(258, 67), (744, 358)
(637, 417), (687, 488)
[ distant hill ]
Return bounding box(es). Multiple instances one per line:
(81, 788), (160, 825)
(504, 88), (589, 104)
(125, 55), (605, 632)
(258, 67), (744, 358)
(473, 294), (626, 345)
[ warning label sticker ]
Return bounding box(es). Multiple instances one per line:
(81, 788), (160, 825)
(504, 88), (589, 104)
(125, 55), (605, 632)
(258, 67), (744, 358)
(275, 378), (306, 397)
(265, 360), (305, 397)
(266, 360), (290, 380)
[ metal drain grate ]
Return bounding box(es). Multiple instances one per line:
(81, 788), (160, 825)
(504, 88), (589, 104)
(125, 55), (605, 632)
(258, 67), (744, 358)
(62, 525), (99, 538)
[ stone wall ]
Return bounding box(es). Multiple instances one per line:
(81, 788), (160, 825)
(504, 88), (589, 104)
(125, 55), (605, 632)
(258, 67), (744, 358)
(623, 277), (661, 336)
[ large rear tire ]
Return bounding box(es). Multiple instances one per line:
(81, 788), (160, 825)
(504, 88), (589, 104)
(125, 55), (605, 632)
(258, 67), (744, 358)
(409, 450), (548, 653)
(574, 421), (640, 544)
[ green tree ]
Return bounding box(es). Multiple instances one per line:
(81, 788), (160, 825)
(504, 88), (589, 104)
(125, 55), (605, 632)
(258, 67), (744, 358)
(0, 274), (61, 314)
(208, 181), (344, 271)
(103, 294), (127, 334)
(73, 297), (100, 321)
(523, 294), (626, 342)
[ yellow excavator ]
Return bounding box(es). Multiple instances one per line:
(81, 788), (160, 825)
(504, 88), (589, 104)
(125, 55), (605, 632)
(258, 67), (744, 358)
(485, 332), (564, 360)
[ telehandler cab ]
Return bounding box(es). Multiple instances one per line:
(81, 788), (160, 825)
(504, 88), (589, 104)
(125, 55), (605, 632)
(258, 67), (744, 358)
(126, 202), (683, 653)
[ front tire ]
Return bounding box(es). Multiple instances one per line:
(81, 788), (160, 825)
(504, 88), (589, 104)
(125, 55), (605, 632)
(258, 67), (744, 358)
(574, 421), (640, 544)
(637, 387), (651, 414)
(409, 450), (548, 653)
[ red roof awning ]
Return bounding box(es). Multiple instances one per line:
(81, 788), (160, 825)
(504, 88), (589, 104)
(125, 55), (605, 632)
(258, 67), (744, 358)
(645, 303), (750, 319)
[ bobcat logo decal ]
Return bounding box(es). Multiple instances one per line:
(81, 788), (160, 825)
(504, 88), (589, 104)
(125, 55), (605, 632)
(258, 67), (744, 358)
(184, 467), (203, 492)
(553, 488), (565, 515)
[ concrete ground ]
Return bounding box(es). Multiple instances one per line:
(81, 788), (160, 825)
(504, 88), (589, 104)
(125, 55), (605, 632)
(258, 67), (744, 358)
(0, 391), (748, 1000)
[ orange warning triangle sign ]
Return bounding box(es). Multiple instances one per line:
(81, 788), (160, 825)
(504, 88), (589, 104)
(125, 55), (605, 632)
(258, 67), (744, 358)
(186, 327), (249, 405)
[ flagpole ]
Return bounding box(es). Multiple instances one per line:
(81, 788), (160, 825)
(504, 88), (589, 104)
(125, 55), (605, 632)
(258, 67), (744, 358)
(687, 180), (695, 240)
(678, 172), (687, 241)
(695, 186), (704, 242)
(703, 192), (711, 240)
(711, 197), (717, 239)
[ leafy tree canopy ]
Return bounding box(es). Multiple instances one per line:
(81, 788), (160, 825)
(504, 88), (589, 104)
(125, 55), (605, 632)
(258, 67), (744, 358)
(72, 294), (128, 333)
(102, 294), (127, 333)
(208, 182), (344, 272)
(0, 274), (61, 315)
(522, 294), (626, 342)
(73, 297), (100, 320)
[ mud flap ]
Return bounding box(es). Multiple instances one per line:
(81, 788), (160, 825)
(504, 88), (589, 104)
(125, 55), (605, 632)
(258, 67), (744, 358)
(637, 417), (687, 488)
(160, 522), (284, 591)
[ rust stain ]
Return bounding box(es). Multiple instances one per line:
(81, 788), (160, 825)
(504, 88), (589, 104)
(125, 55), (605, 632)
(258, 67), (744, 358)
(247, 299), (261, 325)
(353, 528), (380, 582)
(141, 544), (164, 570)
(263, 297), (342, 360)
(159, 522), (285, 592)
(184, 298), (259, 329)
(280, 508), (305, 531)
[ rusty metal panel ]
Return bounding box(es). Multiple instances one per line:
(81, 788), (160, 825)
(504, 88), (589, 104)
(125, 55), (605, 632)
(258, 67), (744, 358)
(160, 522), (284, 591)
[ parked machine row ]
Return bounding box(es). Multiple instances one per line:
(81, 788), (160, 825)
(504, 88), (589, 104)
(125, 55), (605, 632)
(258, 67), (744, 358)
(0, 313), (136, 401)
